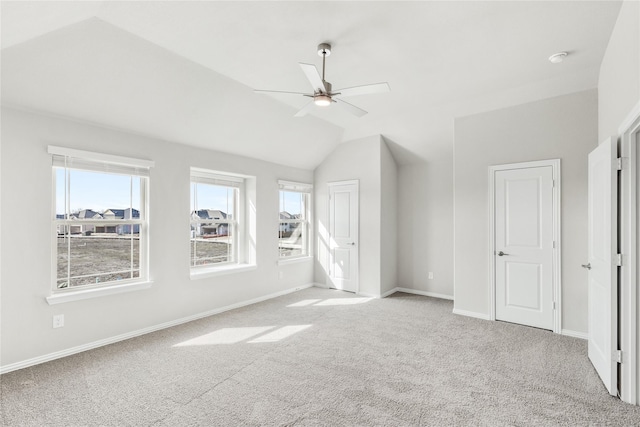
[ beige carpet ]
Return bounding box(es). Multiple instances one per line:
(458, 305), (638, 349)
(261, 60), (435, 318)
(2, 287), (640, 426)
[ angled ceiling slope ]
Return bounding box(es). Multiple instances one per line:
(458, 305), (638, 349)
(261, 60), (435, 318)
(1, 1), (623, 165)
(1, 16), (344, 170)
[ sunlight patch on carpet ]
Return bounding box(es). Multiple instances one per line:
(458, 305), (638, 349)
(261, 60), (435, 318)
(248, 325), (312, 343)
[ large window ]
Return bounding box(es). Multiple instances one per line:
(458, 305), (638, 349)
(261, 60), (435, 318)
(190, 169), (243, 268)
(279, 181), (312, 259)
(50, 146), (152, 292)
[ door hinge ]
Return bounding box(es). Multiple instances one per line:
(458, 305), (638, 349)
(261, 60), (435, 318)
(617, 253), (623, 267)
(617, 350), (623, 364)
(553, 301), (556, 310)
(617, 157), (623, 171)
(553, 241), (556, 249)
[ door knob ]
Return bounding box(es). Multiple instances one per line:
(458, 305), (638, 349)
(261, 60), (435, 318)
(346, 242), (355, 246)
(581, 263), (591, 270)
(497, 251), (508, 256)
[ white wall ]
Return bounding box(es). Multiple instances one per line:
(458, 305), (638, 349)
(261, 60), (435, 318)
(380, 138), (398, 295)
(314, 135), (398, 298)
(597, 0), (640, 403)
(0, 107), (316, 368)
(396, 149), (454, 298)
(598, 0), (640, 141)
(314, 135), (381, 296)
(453, 89), (598, 334)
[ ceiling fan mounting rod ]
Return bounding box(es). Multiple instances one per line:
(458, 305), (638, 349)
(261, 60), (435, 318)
(317, 43), (331, 87)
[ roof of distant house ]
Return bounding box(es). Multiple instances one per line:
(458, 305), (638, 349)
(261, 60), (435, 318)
(195, 209), (227, 220)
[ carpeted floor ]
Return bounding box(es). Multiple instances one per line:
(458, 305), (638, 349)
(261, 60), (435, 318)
(2, 287), (640, 426)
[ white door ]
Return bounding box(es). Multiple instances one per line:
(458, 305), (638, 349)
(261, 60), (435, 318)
(587, 138), (618, 396)
(329, 181), (359, 292)
(495, 166), (554, 330)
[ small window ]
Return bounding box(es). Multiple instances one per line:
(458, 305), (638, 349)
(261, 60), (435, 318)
(190, 169), (244, 269)
(279, 181), (312, 259)
(50, 146), (152, 292)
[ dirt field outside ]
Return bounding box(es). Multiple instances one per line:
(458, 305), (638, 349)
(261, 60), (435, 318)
(57, 232), (301, 288)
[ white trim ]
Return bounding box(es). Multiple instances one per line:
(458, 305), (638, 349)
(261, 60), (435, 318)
(312, 282), (331, 289)
(380, 287), (398, 298)
(2, 283), (314, 375)
(328, 179), (359, 187)
(278, 180), (313, 192)
(190, 167), (248, 181)
(395, 287), (454, 300)
(48, 145), (154, 169)
(488, 159), (562, 334)
(618, 101), (640, 136)
(356, 291), (381, 298)
(452, 308), (491, 321)
(46, 281), (153, 305)
(561, 329), (588, 340)
(278, 256), (313, 266)
(620, 108), (640, 405)
(190, 264), (257, 280)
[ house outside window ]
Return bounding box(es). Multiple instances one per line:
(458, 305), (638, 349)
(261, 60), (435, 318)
(279, 180), (312, 259)
(190, 168), (244, 268)
(50, 146), (152, 292)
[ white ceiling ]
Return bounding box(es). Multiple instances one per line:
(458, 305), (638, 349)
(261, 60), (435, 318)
(1, 1), (623, 167)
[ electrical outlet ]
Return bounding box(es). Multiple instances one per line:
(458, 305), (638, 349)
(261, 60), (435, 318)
(53, 314), (64, 329)
(428, 272), (434, 280)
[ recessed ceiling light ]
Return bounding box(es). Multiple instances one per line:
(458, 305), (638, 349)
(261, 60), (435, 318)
(548, 52), (568, 64)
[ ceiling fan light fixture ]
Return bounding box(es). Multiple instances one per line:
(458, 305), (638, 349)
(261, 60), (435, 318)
(314, 94), (332, 106)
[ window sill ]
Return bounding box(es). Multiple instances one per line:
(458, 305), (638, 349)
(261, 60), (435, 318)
(190, 263), (257, 280)
(46, 280), (153, 305)
(278, 256), (313, 266)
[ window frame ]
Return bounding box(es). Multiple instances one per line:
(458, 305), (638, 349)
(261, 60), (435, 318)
(189, 168), (246, 273)
(48, 146), (153, 301)
(278, 180), (313, 262)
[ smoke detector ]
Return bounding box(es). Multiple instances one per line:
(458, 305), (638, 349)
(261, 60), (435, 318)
(548, 52), (568, 64)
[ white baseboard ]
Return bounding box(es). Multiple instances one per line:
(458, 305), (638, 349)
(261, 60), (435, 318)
(561, 329), (588, 340)
(352, 287), (455, 300)
(395, 287), (454, 300)
(452, 308), (492, 321)
(311, 282), (330, 289)
(380, 287), (399, 298)
(356, 291), (381, 298)
(0, 283), (314, 375)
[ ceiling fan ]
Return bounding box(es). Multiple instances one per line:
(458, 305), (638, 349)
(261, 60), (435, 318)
(254, 43), (390, 118)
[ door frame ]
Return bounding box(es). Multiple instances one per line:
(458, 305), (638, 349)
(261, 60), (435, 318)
(619, 101), (640, 404)
(327, 179), (359, 293)
(488, 159), (562, 333)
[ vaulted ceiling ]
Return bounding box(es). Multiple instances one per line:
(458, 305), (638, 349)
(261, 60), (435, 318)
(1, 1), (622, 168)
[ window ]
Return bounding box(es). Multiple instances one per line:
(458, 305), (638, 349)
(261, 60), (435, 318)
(190, 169), (244, 269)
(50, 146), (152, 292)
(279, 181), (312, 259)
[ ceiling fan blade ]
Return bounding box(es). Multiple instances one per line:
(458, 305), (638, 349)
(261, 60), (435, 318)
(334, 98), (368, 117)
(294, 101), (316, 117)
(334, 82), (390, 98)
(254, 89), (308, 96)
(299, 63), (326, 93)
